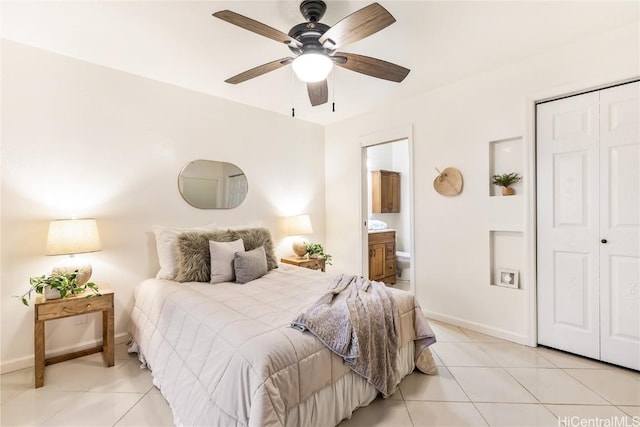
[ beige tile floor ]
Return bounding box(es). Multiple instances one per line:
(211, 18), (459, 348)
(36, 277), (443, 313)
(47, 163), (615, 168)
(1, 320), (638, 426)
(394, 279), (411, 291)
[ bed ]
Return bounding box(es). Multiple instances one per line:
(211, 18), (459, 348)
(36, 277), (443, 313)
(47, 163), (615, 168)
(129, 227), (436, 426)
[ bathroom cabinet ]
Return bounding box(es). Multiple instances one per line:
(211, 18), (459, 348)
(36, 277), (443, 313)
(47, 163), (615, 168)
(368, 230), (396, 284)
(371, 170), (400, 213)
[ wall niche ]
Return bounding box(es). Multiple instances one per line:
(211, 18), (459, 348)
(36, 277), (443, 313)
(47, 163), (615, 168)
(489, 136), (523, 197)
(489, 230), (524, 289)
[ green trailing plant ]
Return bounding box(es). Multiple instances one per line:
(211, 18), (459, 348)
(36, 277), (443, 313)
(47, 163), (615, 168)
(17, 270), (101, 306)
(492, 172), (522, 188)
(304, 242), (333, 265)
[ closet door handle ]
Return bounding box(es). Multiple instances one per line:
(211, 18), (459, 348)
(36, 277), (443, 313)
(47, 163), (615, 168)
(601, 239), (608, 244)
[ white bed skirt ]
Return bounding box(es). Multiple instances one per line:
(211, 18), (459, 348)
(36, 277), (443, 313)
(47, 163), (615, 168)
(282, 342), (416, 427)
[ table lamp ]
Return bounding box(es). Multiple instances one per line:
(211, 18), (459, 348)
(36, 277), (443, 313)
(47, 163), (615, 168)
(287, 214), (313, 258)
(46, 219), (102, 285)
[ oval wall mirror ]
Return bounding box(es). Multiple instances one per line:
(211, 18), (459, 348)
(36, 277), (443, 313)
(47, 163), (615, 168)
(178, 160), (248, 209)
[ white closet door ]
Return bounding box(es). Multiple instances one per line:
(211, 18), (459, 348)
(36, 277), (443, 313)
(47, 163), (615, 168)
(599, 82), (640, 370)
(537, 92), (601, 359)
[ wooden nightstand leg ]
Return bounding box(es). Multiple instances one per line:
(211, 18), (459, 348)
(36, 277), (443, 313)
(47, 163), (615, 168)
(34, 319), (45, 388)
(102, 308), (115, 367)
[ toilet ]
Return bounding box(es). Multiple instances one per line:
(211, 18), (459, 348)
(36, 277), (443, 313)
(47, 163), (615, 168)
(396, 251), (411, 280)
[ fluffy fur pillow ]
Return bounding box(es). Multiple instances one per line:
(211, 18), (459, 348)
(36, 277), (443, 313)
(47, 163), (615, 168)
(153, 223), (219, 280)
(234, 246), (268, 284)
(175, 230), (235, 282)
(175, 227), (277, 283)
(228, 228), (278, 270)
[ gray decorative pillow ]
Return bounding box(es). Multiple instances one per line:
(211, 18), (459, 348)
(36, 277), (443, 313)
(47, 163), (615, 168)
(234, 246), (268, 284)
(210, 239), (245, 284)
(228, 227), (278, 270)
(175, 230), (235, 282)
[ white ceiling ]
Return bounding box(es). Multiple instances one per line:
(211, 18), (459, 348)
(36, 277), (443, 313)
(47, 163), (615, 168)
(2, 1), (637, 125)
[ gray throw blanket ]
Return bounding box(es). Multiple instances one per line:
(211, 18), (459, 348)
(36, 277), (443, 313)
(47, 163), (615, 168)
(291, 274), (400, 397)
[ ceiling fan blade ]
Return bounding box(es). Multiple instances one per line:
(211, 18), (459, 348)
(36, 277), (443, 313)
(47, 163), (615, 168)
(213, 10), (302, 48)
(225, 58), (294, 84)
(307, 80), (328, 106)
(334, 52), (410, 83)
(318, 3), (395, 50)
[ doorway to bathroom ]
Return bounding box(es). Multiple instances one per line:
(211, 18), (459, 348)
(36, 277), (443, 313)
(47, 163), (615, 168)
(360, 130), (414, 294)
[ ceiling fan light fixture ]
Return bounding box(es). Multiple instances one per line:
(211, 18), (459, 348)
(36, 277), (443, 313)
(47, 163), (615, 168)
(292, 53), (333, 83)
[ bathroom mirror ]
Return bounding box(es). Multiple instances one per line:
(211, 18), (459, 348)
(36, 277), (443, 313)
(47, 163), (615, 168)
(178, 160), (248, 209)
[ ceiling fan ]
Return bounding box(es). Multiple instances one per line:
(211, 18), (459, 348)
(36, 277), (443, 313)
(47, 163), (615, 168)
(213, 1), (410, 107)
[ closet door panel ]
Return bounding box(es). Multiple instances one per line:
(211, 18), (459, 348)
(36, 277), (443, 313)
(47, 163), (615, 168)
(599, 82), (640, 370)
(608, 144), (640, 229)
(536, 92), (600, 359)
(553, 152), (590, 228)
(552, 251), (591, 329)
(608, 256), (639, 339)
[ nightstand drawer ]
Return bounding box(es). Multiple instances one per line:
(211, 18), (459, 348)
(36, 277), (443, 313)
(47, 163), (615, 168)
(281, 257), (326, 272)
(36, 294), (113, 321)
(304, 260), (323, 270)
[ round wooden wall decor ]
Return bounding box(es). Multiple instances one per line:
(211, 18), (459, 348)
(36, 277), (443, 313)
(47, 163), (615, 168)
(433, 167), (463, 196)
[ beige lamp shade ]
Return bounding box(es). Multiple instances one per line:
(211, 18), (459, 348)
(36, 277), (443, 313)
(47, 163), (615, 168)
(287, 214), (313, 236)
(45, 219), (102, 287)
(46, 219), (102, 255)
(287, 215), (313, 258)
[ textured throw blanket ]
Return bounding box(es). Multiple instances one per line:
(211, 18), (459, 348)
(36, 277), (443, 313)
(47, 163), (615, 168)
(291, 274), (400, 397)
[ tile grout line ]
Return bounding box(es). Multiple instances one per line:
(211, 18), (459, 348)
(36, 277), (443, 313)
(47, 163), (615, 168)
(560, 367), (618, 406)
(441, 361), (492, 426)
(397, 386), (417, 427)
(452, 331), (566, 424)
(449, 332), (553, 408)
(111, 388), (152, 426)
(0, 388), (26, 407)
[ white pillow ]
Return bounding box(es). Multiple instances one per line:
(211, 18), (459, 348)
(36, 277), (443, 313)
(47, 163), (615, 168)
(153, 223), (219, 280)
(210, 239), (245, 284)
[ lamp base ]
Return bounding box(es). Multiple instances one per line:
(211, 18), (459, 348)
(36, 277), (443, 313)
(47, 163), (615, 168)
(292, 239), (308, 258)
(51, 257), (92, 286)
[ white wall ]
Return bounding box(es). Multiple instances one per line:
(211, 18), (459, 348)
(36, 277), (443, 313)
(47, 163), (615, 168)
(0, 40), (325, 372)
(325, 23), (639, 343)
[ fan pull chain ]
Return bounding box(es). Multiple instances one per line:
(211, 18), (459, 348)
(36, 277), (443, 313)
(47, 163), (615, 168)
(332, 68), (336, 113)
(291, 69), (295, 118)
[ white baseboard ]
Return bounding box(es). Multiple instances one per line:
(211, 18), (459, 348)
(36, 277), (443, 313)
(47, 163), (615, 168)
(0, 332), (130, 374)
(423, 310), (530, 346)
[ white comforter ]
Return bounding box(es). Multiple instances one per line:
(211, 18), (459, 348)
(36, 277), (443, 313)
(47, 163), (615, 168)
(129, 265), (432, 427)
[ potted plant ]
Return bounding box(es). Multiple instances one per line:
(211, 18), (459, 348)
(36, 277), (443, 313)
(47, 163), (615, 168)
(17, 270), (101, 306)
(304, 242), (333, 265)
(492, 172), (522, 196)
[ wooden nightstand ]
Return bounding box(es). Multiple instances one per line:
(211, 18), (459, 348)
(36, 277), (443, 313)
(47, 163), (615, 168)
(281, 256), (326, 272)
(34, 284), (114, 388)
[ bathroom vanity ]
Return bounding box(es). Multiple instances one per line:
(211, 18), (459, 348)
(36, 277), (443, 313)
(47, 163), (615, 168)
(368, 230), (396, 285)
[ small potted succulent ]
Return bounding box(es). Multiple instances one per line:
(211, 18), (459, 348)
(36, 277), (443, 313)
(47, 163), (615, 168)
(17, 270), (101, 306)
(304, 242), (333, 265)
(492, 172), (522, 196)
